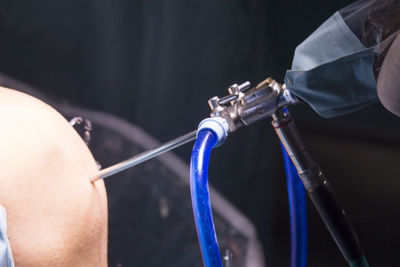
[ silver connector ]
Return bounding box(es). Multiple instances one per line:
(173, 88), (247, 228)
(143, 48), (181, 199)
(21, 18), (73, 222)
(208, 78), (299, 133)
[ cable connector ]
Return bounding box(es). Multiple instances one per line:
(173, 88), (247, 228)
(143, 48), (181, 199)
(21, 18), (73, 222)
(197, 117), (229, 147)
(207, 78), (299, 134)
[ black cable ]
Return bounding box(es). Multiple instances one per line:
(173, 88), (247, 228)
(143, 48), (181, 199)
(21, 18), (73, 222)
(272, 109), (369, 267)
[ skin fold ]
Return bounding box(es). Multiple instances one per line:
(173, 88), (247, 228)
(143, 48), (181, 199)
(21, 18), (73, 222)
(0, 87), (108, 266)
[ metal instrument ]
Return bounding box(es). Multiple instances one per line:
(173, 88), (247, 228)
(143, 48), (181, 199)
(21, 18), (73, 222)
(91, 130), (196, 182)
(91, 77), (298, 181)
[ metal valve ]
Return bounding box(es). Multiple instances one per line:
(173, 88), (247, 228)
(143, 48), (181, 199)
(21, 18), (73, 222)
(208, 78), (298, 133)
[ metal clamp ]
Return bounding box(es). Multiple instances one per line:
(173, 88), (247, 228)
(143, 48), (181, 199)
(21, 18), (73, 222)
(207, 78), (298, 133)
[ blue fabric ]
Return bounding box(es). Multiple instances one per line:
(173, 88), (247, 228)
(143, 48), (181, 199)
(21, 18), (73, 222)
(0, 206), (14, 267)
(285, 12), (378, 118)
(285, 48), (377, 118)
(291, 12), (366, 71)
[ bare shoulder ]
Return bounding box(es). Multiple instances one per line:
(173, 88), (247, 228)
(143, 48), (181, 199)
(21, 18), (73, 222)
(0, 86), (108, 267)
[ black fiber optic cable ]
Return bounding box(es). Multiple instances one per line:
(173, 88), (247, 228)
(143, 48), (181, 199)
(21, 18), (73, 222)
(272, 108), (369, 267)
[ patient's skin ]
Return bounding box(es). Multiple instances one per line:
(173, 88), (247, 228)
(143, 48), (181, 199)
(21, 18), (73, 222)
(0, 87), (108, 266)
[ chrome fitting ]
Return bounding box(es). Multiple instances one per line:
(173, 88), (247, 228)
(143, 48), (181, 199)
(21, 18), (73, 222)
(207, 78), (298, 133)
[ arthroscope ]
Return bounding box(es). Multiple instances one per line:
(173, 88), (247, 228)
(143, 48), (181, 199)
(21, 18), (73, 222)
(90, 0), (400, 265)
(91, 77), (368, 267)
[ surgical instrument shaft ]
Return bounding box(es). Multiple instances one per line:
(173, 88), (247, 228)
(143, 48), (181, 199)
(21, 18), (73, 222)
(91, 130), (197, 182)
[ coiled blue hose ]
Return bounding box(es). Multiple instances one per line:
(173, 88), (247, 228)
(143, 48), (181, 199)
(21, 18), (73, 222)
(190, 129), (223, 267)
(281, 143), (308, 267)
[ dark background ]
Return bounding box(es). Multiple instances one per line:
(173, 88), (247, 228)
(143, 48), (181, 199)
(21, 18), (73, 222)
(0, 0), (400, 266)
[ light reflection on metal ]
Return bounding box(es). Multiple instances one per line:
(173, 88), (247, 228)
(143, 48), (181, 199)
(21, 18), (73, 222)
(91, 130), (196, 182)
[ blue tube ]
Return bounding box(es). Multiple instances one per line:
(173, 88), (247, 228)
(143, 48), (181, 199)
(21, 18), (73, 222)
(281, 143), (308, 267)
(190, 129), (222, 267)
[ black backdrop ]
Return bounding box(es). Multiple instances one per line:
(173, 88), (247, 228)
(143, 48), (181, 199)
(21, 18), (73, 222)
(1, 0), (400, 266)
